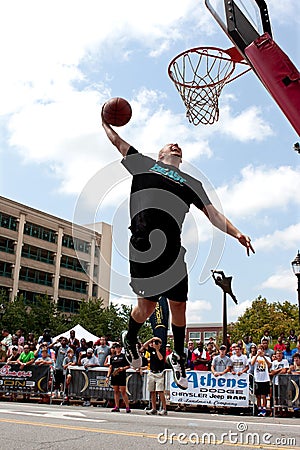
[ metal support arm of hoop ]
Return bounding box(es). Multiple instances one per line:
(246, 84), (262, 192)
(168, 46), (251, 126)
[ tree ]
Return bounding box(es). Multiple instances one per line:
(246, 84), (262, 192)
(229, 296), (299, 345)
(0, 292), (153, 343)
(73, 299), (152, 342)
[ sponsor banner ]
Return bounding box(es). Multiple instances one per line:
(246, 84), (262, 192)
(278, 374), (300, 409)
(0, 363), (50, 393)
(69, 367), (147, 401)
(169, 371), (249, 407)
(149, 296), (169, 352)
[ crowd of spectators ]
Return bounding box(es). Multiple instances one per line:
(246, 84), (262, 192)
(0, 327), (300, 416)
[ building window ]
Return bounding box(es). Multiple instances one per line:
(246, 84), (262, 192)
(57, 298), (80, 313)
(189, 332), (201, 341)
(0, 261), (13, 278)
(62, 235), (90, 254)
(0, 213), (18, 231)
(204, 331), (217, 344)
(22, 244), (54, 264)
(19, 267), (53, 286)
(59, 276), (87, 294)
(18, 290), (48, 304)
(0, 237), (15, 254)
(23, 222), (56, 243)
(60, 255), (87, 273)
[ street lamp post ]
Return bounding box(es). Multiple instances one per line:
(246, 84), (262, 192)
(291, 250), (300, 325)
(211, 270), (238, 347)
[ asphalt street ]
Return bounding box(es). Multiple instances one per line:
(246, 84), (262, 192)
(0, 402), (299, 450)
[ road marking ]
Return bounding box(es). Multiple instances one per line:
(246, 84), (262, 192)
(0, 409), (105, 423)
(0, 418), (298, 449)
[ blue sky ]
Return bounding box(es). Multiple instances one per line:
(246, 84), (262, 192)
(0, 0), (299, 324)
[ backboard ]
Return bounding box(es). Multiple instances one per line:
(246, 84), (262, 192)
(205, 0), (272, 56)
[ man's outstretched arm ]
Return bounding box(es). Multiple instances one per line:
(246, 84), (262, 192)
(102, 107), (131, 157)
(203, 204), (255, 256)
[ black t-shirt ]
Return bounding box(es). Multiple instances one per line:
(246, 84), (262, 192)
(122, 147), (211, 243)
(111, 353), (128, 370)
(148, 347), (165, 372)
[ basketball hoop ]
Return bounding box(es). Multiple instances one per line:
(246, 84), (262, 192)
(168, 46), (250, 125)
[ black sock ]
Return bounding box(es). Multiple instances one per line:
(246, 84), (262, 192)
(172, 324), (186, 357)
(126, 315), (143, 342)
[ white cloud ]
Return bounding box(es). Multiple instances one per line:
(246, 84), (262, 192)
(254, 223), (300, 251)
(186, 299), (212, 323)
(259, 269), (295, 292)
(268, 1), (299, 25)
(228, 299), (253, 322)
(217, 165), (300, 219)
(216, 106), (273, 142)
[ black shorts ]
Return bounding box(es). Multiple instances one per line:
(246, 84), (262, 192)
(255, 381), (270, 396)
(111, 372), (127, 387)
(129, 236), (188, 302)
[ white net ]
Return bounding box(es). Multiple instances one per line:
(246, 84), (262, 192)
(168, 47), (238, 125)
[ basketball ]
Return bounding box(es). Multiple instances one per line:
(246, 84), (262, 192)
(102, 97), (132, 127)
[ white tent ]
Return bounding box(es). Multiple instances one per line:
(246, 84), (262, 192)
(52, 324), (100, 344)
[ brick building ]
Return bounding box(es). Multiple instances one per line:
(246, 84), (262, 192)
(0, 196), (112, 313)
(186, 322), (223, 344)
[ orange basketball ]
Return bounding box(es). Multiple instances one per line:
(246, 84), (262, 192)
(103, 97), (132, 127)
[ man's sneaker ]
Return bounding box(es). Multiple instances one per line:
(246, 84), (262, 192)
(260, 408), (266, 417)
(146, 409), (157, 415)
(167, 352), (188, 390)
(122, 330), (142, 369)
(158, 409), (168, 415)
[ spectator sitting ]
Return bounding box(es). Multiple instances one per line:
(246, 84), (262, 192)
(1, 328), (12, 362)
(26, 332), (37, 347)
(270, 350), (289, 416)
(231, 344), (249, 376)
(288, 329), (297, 344)
(7, 335), (23, 359)
(260, 329), (271, 344)
(261, 338), (274, 359)
(16, 344), (35, 369)
(75, 338), (88, 362)
(237, 339), (247, 355)
(211, 345), (232, 377)
(94, 336), (110, 367)
(7, 346), (21, 363)
(28, 342), (37, 353)
(192, 341), (210, 371)
(79, 348), (100, 407)
(68, 330), (80, 353)
(230, 343), (237, 356)
(292, 340), (300, 356)
(288, 353), (300, 374)
(273, 336), (286, 353)
(165, 344), (172, 358)
(38, 328), (53, 346)
(184, 340), (195, 370)
(283, 342), (294, 365)
(104, 346), (116, 367)
(206, 342), (218, 370)
(247, 344), (257, 375)
(35, 342), (53, 359)
(15, 329), (25, 346)
(35, 348), (54, 367)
